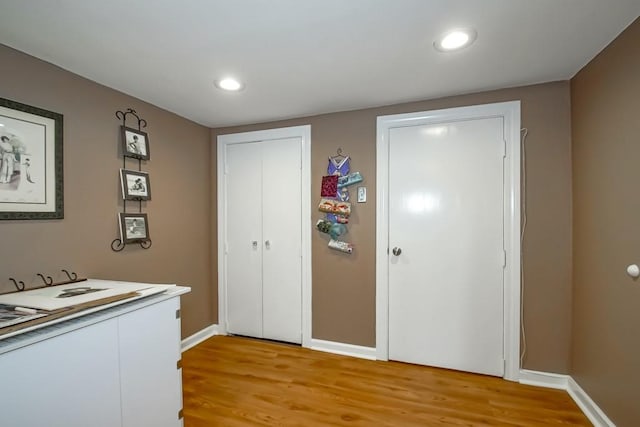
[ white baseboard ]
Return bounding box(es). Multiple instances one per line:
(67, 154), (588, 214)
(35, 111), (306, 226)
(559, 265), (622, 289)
(567, 377), (616, 427)
(309, 338), (376, 360)
(181, 324), (219, 352)
(519, 369), (569, 390)
(519, 370), (615, 427)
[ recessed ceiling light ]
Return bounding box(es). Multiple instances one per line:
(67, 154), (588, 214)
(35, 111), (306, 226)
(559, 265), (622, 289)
(215, 78), (244, 91)
(434, 29), (477, 52)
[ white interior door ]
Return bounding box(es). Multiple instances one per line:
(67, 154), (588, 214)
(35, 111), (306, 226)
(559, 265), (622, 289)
(225, 141), (263, 338)
(262, 138), (302, 344)
(388, 117), (505, 376)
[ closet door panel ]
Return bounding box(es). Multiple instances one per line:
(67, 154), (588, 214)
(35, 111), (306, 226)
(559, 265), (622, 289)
(262, 137), (303, 343)
(225, 142), (263, 338)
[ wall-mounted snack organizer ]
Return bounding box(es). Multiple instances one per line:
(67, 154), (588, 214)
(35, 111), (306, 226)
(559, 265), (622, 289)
(316, 148), (364, 254)
(111, 108), (152, 251)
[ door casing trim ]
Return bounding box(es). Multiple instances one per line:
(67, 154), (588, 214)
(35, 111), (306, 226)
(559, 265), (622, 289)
(375, 102), (521, 381)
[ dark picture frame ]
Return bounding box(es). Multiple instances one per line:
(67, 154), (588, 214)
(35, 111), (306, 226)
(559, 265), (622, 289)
(118, 212), (150, 244)
(0, 97), (64, 220)
(121, 126), (150, 160)
(120, 169), (151, 201)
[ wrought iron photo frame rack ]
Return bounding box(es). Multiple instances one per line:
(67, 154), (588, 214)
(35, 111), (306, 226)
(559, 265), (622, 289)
(111, 108), (152, 252)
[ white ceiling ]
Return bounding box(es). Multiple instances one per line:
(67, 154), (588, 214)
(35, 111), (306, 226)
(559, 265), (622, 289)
(0, 1), (638, 128)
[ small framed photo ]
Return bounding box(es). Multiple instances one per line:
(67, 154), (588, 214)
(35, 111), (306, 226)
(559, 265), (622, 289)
(121, 126), (150, 160)
(118, 212), (150, 244)
(120, 169), (151, 201)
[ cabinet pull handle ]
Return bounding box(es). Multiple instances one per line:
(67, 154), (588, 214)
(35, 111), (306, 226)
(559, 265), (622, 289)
(265, 240), (271, 249)
(252, 241), (258, 249)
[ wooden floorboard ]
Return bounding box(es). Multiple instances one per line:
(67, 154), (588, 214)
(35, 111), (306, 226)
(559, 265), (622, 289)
(182, 336), (590, 426)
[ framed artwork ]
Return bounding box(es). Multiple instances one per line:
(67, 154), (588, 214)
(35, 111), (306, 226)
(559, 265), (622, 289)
(120, 169), (151, 201)
(0, 97), (64, 220)
(121, 126), (150, 160)
(118, 212), (150, 244)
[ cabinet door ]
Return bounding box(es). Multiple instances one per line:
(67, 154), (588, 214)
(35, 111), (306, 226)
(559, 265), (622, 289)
(0, 319), (122, 427)
(118, 298), (182, 427)
(262, 137), (303, 343)
(225, 141), (264, 337)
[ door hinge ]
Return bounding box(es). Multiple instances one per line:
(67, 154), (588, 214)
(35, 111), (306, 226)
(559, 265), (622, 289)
(178, 409), (184, 419)
(175, 309), (181, 319)
(177, 359), (182, 369)
(503, 250), (507, 268)
(502, 139), (507, 158)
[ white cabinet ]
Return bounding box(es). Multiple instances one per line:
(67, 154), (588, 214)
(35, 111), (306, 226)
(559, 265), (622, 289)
(0, 319), (122, 427)
(119, 298), (183, 427)
(0, 290), (187, 427)
(224, 136), (303, 344)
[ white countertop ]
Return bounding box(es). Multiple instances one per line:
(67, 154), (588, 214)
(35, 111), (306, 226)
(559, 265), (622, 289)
(0, 285), (190, 354)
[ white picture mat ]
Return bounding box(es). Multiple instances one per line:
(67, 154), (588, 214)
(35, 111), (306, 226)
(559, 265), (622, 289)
(125, 130), (147, 156)
(126, 174), (148, 196)
(119, 168), (150, 199)
(0, 279), (175, 311)
(0, 105), (55, 211)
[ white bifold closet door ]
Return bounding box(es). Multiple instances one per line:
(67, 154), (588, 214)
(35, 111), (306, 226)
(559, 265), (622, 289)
(225, 138), (302, 344)
(226, 142), (263, 339)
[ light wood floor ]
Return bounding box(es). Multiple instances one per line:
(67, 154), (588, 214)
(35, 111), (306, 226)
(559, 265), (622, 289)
(182, 336), (590, 426)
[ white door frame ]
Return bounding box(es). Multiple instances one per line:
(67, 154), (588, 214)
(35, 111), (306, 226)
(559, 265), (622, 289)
(217, 125), (312, 348)
(376, 102), (521, 381)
